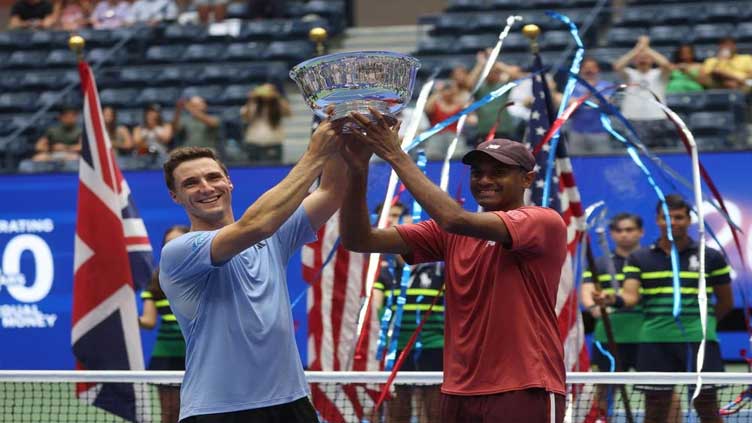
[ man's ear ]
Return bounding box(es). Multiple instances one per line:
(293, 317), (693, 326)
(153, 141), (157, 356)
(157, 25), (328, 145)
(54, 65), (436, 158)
(169, 190), (179, 204)
(521, 170), (536, 189)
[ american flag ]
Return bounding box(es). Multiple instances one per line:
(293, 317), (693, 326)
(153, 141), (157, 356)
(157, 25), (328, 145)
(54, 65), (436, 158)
(526, 55), (590, 373)
(71, 61), (154, 422)
(302, 211), (381, 423)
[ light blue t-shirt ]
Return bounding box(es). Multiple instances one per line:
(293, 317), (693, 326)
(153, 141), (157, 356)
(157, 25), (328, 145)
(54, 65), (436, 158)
(159, 206), (316, 420)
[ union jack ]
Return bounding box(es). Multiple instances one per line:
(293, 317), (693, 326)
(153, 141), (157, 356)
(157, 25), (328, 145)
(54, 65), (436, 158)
(71, 60), (154, 422)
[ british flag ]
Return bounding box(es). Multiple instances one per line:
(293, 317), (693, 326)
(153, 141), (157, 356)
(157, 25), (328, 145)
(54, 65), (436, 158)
(302, 210), (381, 423)
(526, 55), (590, 374)
(71, 60), (154, 422)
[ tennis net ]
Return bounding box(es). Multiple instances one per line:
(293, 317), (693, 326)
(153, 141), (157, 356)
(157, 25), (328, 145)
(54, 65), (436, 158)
(0, 371), (750, 422)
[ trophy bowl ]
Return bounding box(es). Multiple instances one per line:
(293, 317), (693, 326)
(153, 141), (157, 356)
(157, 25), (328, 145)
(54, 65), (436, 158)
(289, 51), (421, 131)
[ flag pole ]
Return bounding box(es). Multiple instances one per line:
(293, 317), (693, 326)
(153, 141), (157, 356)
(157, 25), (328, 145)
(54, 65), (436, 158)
(69, 34), (85, 61)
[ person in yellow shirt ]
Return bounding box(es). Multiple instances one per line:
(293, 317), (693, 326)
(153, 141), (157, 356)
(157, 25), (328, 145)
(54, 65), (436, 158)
(699, 37), (752, 91)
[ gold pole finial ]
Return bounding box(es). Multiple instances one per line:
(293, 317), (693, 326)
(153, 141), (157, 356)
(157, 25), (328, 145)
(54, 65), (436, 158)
(68, 35), (85, 60)
(522, 24), (541, 54)
(309, 27), (328, 56)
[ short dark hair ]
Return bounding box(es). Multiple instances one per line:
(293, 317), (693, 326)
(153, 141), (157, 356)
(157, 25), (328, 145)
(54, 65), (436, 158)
(163, 147), (229, 192)
(609, 212), (643, 230)
(656, 194), (691, 216)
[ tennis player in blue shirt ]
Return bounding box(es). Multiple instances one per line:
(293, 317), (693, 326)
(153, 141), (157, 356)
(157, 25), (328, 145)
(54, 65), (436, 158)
(159, 120), (344, 423)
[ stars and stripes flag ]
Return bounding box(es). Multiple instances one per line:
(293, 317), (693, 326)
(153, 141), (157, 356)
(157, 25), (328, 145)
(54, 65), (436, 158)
(71, 60), (154, 422)
(302, 210), (381, 423)
(525, 55), (590, 373)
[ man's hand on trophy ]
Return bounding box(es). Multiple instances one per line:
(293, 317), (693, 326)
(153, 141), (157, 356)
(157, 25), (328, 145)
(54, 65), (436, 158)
(308, 120), (340, 158)
(349, 107), (403, 163)
(340, 135), (373, 173)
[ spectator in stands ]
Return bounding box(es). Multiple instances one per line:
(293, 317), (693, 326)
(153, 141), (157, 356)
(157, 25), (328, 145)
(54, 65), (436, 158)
(424, 80), (473, 160)
(133, 104), (173, 164)
(240, 84), (291, 163)
(172, 96), (220, 150)
(31, 106), (81, 165)
(667, 44), (704, 94)
(567, 57), (615, 154)
(613, 36), (674, 148)
(50, 0), (91, 30)
(90, 0), (131, 29)
(103, 106), (133, 158)
(8, 0), (55, 29)
(139, 224), (190, 423)
(196, 0), (227, 24)
(468, 50), (523, 146)
(699, 37), (752, 92)
(450, 65), (472, 102)
(130, 0), (178, 25)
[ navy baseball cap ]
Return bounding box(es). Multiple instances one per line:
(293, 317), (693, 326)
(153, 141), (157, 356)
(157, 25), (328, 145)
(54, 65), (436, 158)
(461, 138), (536, 172)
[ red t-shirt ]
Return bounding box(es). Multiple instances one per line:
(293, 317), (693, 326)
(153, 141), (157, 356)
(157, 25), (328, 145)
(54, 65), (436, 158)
(395, 206), (567, 396)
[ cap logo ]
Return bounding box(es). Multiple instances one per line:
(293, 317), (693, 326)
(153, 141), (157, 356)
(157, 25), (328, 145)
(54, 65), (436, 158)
(486, 145), (501, 150)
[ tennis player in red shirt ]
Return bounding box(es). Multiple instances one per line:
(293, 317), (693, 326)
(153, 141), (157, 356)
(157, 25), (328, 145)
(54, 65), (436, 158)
(339, 108), (568, 422)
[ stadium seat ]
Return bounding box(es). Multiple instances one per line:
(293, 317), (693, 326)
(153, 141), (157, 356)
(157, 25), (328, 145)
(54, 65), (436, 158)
(240, 20), (293, 41)
(135, 87), (181, 107)
(694, 136), (730, 150)
(614, 7), (659, 27)
(118, 67), (162, 87)
(110, 26), (156, 43)
(689, 111), (734, 135)
(692, 24), (734, 44)
(86, 48), (128, 66)
(474, 13), (510, 33)
(29, 30), (68, 49)
(487, 0), (521, 10)
(0, 31), (32, 51)
(261, 40), (313, 63)
(163, 24), (208, 43)
(7, 51), (48, 69)
(221, 85), (254, 105)
(98, 88), (141, 108)
(145, 45), (186, 63)
(736, 22), (752, 42)
(648, 25), (690, 46)
(416, 54), (475, 77)
(665, 92), (704, 114)
(2, 71), (27, 91)
(417, 36), (459, 55)
(226, 2), (249, 19)
(659, 5), (702, 25)
(22, 71), (78, 90)
(702, 2), (741, 23)
(182, 85), (225, 103)
(76, 28), (114, 47)
(182, 43), (227, 62)
(456, 34), (500, 53)
(528, 0), (568, 8)
(446, 0), (488, 12)
(0, 92), (38, 112)
(288, 18), (329, 38)
(225, 42), (266, 61)
(45, 49), (78, 68)
(588, 47), (630, 71)
(541, 30), (571, 51)
(117, 109), (143, 128)
(607, 27), (648, 48)
(35, 90), (82, 110)
(433, 13), (473, 35)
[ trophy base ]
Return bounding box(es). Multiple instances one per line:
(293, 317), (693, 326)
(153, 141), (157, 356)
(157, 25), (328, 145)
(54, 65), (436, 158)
(330, 100), (397, 133)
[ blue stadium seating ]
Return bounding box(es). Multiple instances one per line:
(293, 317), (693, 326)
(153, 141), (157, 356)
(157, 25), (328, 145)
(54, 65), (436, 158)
(182, 85), (225, 102)
(117, 67), (161, 87)
(648, 25), (690, 46)
(86, 47), (129, 66)
(703, 2), (741, 23)
(75, 28), (115, 47)
(98, 88), (141, 108)
(607, 27), (648, 48)
(163, 24), (208, 43)
(689, 111), (735, 136)
(457, 34), (500, 53)
(221, 85), (254, 105)
(446, 0), (488, 12)
(135, 87), (181, 107)
(29, 30), (69, 49)
(738, 22), (752, 42)
(182, 43), (227, 62)
(35, 90), (82, 110)
(116, 109), (143, 128)
(615, 7), (659, 28)
(261, 40), (313, 63)
(45, 49), (78, 68)
(145, 45), (187, 63)
(0, 92), (38, 113)
(692, 24), (734, 44)
(540, 30), (571, 51)
(0, 31), (32, 51)
(7, 51), (48, 69)
(225, 42), (266, 61)
(417, 36), (458, 55)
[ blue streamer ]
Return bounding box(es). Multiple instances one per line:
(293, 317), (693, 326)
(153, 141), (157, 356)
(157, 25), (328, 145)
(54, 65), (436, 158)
(594, 341), (617, 417)
(600, 115), (683, 319)
(410, 152), (427, 365)
(541, 11), (585, 208)
(385, 152), (427, 370)
(290, 238), (340, 310)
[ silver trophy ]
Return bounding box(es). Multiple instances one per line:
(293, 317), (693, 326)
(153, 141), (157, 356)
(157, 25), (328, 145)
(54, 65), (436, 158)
(289, 51), (420, 131)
